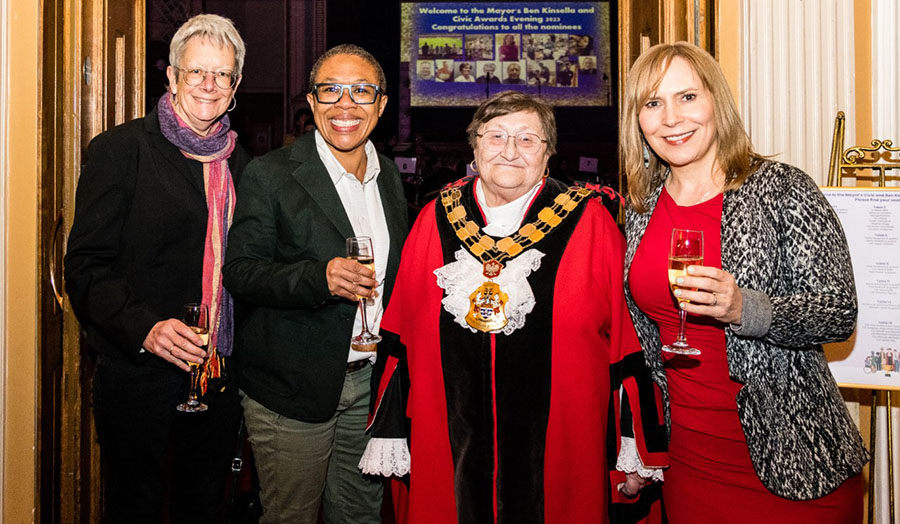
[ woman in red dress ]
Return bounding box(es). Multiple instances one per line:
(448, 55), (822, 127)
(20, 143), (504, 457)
(620, 42), (868, 523)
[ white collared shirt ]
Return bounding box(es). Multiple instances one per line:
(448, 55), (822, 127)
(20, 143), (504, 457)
(314, 130), (390, 363)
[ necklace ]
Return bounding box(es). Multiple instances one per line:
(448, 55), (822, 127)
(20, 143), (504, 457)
(441, 183), (593, 332)
(665, 178), (723, 207)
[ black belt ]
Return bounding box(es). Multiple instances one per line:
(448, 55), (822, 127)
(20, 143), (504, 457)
(346, 360), (370, 373)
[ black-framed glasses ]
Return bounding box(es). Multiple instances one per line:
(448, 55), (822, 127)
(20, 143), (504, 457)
(310, 83), (383, 105)
(476, 130), (547, 153)
(177, 68), (239, 90)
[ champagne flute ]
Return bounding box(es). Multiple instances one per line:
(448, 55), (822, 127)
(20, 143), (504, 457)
(177, 303), (209, 412)
(346, 237), (381, 350)
(662, 229), (704, 355)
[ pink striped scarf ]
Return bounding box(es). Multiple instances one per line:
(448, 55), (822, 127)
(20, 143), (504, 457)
(158, 94), (236, 393)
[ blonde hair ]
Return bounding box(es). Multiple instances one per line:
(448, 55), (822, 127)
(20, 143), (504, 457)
(620, 42), (761, 212)
(169, 14), (246, 77)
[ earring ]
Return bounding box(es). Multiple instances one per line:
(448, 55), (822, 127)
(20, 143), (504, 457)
(469, 160), (479, 173)
(543, 166), (550, 178)
(171, 91), (179, 107)
(642, 142), (651, 169)
(227, 96), (237, 112)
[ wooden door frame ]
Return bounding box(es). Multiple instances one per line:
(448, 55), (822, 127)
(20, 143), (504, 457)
(617, 0), (717, 106)
(0, 0), (8, 511)
(39, 1), (66, 521)
(2, 0), (40, 522)
(33, 0), (145, 522)
(39, 0), (88, 521)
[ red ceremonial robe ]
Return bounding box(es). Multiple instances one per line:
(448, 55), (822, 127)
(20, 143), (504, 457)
(371, 178), (667, 524)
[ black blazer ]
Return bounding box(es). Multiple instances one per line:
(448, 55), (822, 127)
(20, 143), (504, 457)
(223, 132), (408, 422)
(65, 107), (251, 366)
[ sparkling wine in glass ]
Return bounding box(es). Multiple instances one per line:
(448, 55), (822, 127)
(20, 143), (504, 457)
(346, 237), (381, 351)
(177, 303), (209, 412)
(662, 229), (704, 356)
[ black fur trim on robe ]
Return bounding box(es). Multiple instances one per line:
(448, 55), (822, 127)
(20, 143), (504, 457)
(435, 178), (589, 523)
(608, 351), (667, 522)
(369, 331), (410, 442)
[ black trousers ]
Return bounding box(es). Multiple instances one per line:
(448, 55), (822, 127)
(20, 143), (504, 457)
(93, 354), (242, 524)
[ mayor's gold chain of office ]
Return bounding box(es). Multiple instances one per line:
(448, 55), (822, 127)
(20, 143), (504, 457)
(440, 184), (593, 268)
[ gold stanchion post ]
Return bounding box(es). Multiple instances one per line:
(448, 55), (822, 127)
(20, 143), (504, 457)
(890, 390), (896, 524)
(870, 390), (877, 524)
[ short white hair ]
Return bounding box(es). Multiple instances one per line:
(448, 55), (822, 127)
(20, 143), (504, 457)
(169, 14), (246, 77)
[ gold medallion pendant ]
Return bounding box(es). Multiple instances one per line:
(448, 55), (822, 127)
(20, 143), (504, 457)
(466, 281), (509, 332)
(443, 182), (594, 334)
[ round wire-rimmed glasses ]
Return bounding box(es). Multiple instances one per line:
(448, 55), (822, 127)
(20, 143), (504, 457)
(176, 67), (239, 90)
(475, 130), (547, 153)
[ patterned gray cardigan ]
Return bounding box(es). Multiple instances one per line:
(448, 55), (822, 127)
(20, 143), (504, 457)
(624, 160), (869, 500)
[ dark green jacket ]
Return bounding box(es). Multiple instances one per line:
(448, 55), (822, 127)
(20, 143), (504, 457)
(223, 132), (408, 422)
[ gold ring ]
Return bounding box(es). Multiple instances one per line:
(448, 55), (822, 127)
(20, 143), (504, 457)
(711, 292), (718, 306)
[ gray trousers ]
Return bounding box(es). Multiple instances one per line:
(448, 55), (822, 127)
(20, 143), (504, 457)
(240, 364), (382, 524)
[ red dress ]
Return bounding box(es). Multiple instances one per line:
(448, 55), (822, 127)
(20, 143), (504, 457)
(629, 189), (861, 524)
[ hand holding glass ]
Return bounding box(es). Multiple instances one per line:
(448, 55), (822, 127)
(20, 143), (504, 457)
(346, 237), (381, 350)
(662, 229), (703, 355)
(177, 303), (209, 412)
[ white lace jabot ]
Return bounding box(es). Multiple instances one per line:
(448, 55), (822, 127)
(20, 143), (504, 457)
(434, 179), (546, 335)
(435, 248), (543, 335)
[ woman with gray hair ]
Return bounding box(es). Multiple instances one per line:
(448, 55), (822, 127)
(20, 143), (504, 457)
(65, 13), (250, 523)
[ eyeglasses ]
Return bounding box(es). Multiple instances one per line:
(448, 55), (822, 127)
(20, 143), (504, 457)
(177, 68), (239, 90)
(309, 83), (383, 105)
(476, 130), (547, 154)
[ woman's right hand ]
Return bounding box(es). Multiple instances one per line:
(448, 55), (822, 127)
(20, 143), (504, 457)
(326, 257), (378, 301)
(142, 319), (207, 372)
